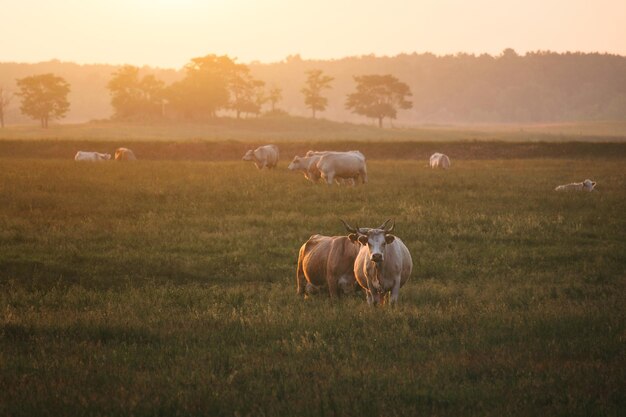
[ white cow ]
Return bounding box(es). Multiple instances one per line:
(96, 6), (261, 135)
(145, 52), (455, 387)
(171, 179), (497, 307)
(345, 220), (412, 306)
(429, 152), (450, 169)
(288, 154), (324, 182)
(74, 151), (111, 161)
(242, 145), (279, 169)
(316, 151), (368, 185)
(306, 150), (365, 161)
(555, 179), (597, 192)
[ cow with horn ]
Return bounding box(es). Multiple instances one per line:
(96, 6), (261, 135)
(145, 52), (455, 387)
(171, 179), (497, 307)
(343, 219), (412, 305)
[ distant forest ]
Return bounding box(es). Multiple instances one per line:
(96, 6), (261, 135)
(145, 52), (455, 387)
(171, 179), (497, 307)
(1, 50), (625, 125)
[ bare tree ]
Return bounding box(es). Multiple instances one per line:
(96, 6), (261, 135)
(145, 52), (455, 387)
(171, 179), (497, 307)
(0, 86), (13, 128)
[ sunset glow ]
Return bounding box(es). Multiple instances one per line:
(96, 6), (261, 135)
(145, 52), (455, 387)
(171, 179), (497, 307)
(1, 0), (625, 68)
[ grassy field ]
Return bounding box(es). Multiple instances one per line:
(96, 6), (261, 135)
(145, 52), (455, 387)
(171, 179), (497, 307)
(1, 118), (626, 143)
(1, 154), (625, 416)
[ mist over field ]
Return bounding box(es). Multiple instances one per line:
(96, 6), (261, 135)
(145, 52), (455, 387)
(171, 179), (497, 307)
(1, 50), (625, 125)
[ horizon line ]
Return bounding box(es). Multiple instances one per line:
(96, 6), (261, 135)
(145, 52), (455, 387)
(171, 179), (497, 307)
(1, 48), (625, 70)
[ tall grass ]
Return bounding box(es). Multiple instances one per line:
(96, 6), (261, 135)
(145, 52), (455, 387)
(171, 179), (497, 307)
(1, 158), (624, 416)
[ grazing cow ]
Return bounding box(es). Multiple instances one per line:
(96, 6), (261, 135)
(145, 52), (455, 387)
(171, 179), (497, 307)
(555, 179), (597, 192)
(429, 153), (450, 169)
(296, 231), (360, 298)
(115, 147), (137, 161)
(306, 150), (365, 161)
(316, 151), (368, 185)
(74, 151), (111, 161)
(242, 144), (279, 169)
(288, 154), (324, 182)
(344, 220), (412, 306)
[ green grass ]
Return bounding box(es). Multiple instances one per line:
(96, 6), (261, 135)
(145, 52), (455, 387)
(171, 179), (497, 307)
(1, 157), (625, 416)
(1, 118), (625, 142)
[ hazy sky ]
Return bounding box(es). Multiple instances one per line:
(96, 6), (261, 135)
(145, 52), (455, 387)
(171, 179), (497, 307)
(2, 0), (625, 68)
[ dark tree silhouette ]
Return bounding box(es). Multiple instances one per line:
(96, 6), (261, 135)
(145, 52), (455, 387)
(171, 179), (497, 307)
(345, 74), (412, 127)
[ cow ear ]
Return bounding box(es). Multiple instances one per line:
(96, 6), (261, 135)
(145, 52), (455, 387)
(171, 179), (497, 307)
(348, 233), (358, 242)
(358, 235), (368, 245)
(385, 234), (395, 244)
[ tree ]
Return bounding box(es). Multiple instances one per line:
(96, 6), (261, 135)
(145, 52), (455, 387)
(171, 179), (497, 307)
(345, 74), (412, 127)
(0, 86), (13, 128)
(167, 54), (235, 120)
(301, 69), (333, 118)
(229, 64), (265, 119)
(15, 74), (70, 128)
(267, 86), (283, 112)
(107, 65), (165, 120)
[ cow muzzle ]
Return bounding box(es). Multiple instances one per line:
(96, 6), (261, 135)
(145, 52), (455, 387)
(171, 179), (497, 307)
(371, 253), (383, 263)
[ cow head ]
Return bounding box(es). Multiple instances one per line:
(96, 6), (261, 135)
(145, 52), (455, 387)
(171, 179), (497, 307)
(103, 153), (112, 160)
(356, 220), (395, 264)
(583, 179), (597, 191)
(242, 150), (255, 161)
(288, 156), (304, 171)
(341, 219), (395, 260)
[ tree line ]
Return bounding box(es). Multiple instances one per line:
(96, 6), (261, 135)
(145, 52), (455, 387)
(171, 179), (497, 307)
(1, 49), (625, 126)
(2, 54), (413, 128)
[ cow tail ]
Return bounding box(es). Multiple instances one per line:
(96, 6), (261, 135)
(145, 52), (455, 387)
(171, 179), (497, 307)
(296, 248), (306, 296)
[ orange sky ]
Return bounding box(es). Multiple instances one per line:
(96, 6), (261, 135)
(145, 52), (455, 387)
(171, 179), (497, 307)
(2, 0), (625, 68)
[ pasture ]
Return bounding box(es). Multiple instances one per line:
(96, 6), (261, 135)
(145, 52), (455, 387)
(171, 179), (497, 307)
(1, 152), (625, 416)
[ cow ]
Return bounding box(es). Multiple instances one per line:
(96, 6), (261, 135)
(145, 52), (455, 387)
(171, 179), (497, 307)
(316, 151), (368, 185)
(555, 179), (597, 192)
(115, 147), (137, 161)
(242, 144), (279, 169)
(74, 151), (111, 161)
(306, 150), (365, 161)
(288, 154), (324, 183)
(344, 220), (412, 306)
(430, 152), (450, 169)
(296, 230), (361, 298)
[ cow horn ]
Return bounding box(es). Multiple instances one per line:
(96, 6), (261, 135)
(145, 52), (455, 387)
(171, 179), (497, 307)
(340, 219), (357, 233)
(378, 219), (391, 230)
(383, 219), (394, 233)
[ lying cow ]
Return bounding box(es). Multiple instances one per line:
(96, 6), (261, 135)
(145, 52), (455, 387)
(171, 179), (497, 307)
(316, 151), (368, 185)
(242, 144), (279, 169)
(555, 179), (597, 192)
(74, 151), (111, 161)
(344, 219), (412, 306)
(115, 147), (137, 161)
(429, 152), (450, 169)
(296, 230), (360, 298)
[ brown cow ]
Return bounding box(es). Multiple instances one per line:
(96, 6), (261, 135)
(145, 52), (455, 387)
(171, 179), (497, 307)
(296, 229), (360, 298)
(115, 147), (137, 161)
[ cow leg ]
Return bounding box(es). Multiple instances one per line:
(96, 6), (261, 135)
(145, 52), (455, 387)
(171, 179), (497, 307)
(322, 172), (334, 185)
(360, 169), (368, 184)
(389, 282), (401, 305)
(365, 290), (374, 306)
(327, 278), (338, 299)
